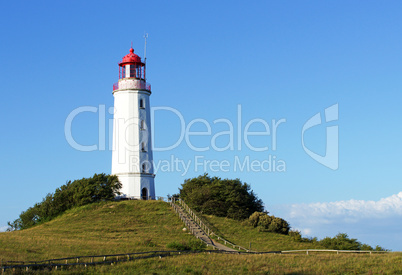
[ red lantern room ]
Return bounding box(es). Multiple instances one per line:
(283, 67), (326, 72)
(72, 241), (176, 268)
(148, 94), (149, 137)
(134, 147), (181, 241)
(113, 47), (151, 92)
(118, 47), (146, 80)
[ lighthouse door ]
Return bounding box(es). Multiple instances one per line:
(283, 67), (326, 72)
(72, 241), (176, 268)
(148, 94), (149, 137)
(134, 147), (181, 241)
(141, 188), (148, 200)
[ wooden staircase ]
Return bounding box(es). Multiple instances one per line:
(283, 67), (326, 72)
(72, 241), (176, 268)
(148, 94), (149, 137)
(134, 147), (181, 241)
(170, 199), (244, 252)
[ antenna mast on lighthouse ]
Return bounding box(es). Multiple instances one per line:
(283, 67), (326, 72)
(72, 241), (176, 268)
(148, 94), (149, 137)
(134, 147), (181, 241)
(144, 33), (148, 80)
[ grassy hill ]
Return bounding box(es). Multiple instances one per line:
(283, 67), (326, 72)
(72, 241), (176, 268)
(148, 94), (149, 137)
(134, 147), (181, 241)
(1, 200), (401, 274)
(0, 200), (319, 262)
(200, 214), (324, 251)
(0, 200), (195, 261)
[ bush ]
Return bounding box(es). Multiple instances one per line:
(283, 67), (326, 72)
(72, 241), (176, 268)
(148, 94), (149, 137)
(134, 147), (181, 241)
(8, 173), (121, 230)
(311, 233), (389, 251)
(319, 233), (361, 250)
(258, 215), (273, 231)
(375, 245), (388, 251)
(167, 241), (187, 251)
(248, 212), (266, 227)
(179, 174), (264, 220)
(360, 243), (374, 251)
(268, 217), (290, 235)
(248, 211), (290, 235)
(167, 240), (206, 251)
(289, 230), (302, 241)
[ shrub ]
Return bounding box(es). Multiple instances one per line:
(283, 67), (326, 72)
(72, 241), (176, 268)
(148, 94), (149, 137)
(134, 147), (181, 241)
(289, 230), (302, 241)
(8, 174), (121, 230)
(167, 241), (188, 251)
(248, 212), (266, 227)
(258, 214), (273, 231)
(375, 245), (388, 251)
(268, 217), (290, 234)
(167, 240), (206, 251)
(179, 174), (264, 220)
(248, 212), (290, 235)
(319, 233), (361, 250)
(316, 233), (389, 251)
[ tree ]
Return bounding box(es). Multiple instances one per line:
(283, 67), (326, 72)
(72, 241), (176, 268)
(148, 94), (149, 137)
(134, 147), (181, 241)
(179, 174), (264, 220)
(7, 173), (121, 230)
(319, 233), (362, 250)
(248, 211), (290, 234)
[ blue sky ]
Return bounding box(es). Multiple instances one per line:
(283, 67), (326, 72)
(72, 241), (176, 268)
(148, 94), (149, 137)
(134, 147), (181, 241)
(1, 1), (401, 250)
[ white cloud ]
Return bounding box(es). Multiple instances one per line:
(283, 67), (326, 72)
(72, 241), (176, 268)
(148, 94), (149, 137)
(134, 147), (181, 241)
(272, 192), (402, 251)
(288, 192), (402, 221)
(0, 226), (8, 232)
(301, 228), (312, 235)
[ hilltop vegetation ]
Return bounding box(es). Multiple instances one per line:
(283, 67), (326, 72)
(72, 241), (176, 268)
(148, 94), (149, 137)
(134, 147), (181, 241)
(0, 178), (397, 274)
(8, 174), (121, 230)
(0, 200), (321, 262)
(0, 200), (197, 261)
(178, 174), (386, 251)
(179, 174), (264, 220)
(6, 173), (388, 255)
(197, 214), (387, 252)
(2, 199), (376, 263)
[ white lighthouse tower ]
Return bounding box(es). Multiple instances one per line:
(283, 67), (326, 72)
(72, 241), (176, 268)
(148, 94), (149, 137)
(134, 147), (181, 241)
(111, 47), (155, 200)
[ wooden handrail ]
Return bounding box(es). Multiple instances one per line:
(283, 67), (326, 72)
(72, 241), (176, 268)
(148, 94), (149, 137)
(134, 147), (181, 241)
(172, 198), (253, 252)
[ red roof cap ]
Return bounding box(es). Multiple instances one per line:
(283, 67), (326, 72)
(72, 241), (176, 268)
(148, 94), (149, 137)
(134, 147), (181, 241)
(119, 48), (143, 66)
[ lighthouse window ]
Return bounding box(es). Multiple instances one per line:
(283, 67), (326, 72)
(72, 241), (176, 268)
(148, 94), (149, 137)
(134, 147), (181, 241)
(140, 120), (145, 130)
(139, 99), (145, 108)
(130, 66), (136, 78)
(141, 142), (147, 152)
(137, 66), (142, 78)
(142, 163), (147, 173)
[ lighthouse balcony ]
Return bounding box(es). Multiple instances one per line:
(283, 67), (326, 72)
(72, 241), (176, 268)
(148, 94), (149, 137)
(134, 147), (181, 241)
(113, 80), (151, 92)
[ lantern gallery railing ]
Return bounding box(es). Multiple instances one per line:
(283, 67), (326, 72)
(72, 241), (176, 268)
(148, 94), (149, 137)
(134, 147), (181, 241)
(113, 80), (151, 92)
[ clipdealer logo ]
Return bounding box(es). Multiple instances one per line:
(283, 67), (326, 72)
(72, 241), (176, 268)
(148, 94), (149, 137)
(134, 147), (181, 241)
(64, 104), (339, 174)
(302, 104), (339, 170)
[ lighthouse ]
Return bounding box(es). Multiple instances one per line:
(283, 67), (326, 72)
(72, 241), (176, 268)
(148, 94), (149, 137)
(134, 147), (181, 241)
(111, 47), (155, 200)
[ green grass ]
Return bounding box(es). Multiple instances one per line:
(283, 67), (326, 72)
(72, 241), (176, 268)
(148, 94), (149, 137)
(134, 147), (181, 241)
(201, 214), (324, 251)
(58, 253), (402, 274)
(1, 200), (400, 274)
(0, 200), (196, 261)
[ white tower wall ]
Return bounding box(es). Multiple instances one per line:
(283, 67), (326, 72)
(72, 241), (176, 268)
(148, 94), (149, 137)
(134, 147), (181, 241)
(112, 77), (155, 199)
